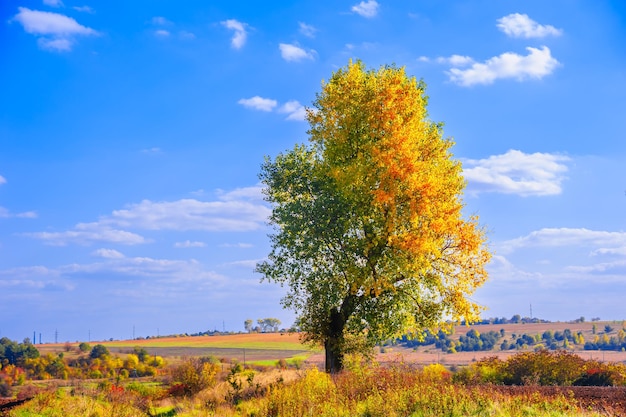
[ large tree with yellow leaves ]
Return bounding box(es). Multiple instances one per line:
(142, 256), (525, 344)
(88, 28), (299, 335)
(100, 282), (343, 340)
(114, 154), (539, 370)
(257, 61), (491, 373)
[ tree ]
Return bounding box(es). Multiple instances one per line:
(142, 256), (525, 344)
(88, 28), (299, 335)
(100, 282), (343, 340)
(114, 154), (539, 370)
(244, 319), (253, 333)
(256, 61), (490, 373)
(89, 344), (109, 359)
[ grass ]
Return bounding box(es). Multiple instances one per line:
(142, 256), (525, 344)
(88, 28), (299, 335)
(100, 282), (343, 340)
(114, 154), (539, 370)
(103, 333), (314, 351)
(9, 364), (616, 417)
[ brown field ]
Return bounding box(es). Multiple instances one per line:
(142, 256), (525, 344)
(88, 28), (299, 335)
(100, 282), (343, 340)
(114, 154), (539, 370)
(36, 320), (626, 367)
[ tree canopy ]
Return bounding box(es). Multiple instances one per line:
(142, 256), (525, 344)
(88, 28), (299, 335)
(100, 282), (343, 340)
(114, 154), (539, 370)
(256, 61), (491, 373)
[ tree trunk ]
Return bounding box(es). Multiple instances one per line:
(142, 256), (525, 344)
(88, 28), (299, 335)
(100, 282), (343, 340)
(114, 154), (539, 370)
(324, 295), (357, 373)
(324, 308), (345, 373)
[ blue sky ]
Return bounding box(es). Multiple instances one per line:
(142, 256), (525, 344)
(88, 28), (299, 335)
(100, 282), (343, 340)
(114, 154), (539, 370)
(1, 0), (625, 343)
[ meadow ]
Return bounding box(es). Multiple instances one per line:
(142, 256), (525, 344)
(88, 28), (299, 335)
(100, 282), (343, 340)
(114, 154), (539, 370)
(5, 321), (626, 416)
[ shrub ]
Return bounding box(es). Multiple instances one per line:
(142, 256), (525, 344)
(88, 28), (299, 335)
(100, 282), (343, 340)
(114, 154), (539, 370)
(169, 357), (219, 397)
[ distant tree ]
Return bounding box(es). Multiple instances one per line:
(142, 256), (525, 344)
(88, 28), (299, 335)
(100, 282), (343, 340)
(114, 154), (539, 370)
(132, 346), (149, 362)
(256, 318), (282, 333)
(604, 325), (614, 334)
(511, 315), (521, 324)
(89, 344), (109, 359)
(257, 60), (490, 373)
(78, 342), (91, 353)
(244, 319), (253, 333)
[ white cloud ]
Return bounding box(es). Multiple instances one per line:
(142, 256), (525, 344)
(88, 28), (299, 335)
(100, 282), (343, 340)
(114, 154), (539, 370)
(154, 29), (170, 37)
(497, 13), (562, 39)
(13, 7), (97, 36)
(0, 206), (38, 219)
(25, 224), (148, 246)
(73, 6), (94, 13)
(278, 100), (307, 121)
(463, 150), (570, 197)
(141, 147), (162, 154)
(38, 37), (72, 51)
(179, 31), (195, 40)
(43, 0), (63, 7)
(13, 7), (98, 52)
(352, 0), (379, 18)
(216, 185), (264, 201)
(220, 243), (253, 248)
(92, 248), (125, 259)
(151, 16), (172, 26)
(0, 175), (5, 185)
(107, 199), (270, 232)
(221, 19), (247, 49)
(238, 98), (307, 121)
(448, 46), (560, 86)
(24, 187), (270, 246)
(174, 240), (207, 248)
(499, 228), (626, 254)
(61, 256), (226, 285)
(238, 96), (278, 112)
(299, 22), (317, 38)
(16, 211), (38, 218)
(279, 43), (315, 62)
(225, 259), (262, 269)
(436, 54), (474, 66)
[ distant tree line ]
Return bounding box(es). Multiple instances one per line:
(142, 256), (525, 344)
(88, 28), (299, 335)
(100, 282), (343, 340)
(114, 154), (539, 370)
(244, 318), (282, 333)
(395, 323), (626, 353)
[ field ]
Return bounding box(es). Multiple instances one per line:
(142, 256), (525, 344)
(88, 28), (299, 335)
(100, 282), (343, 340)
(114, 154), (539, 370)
(7, 323), (626, 416)
(36, 320), (626, 366)
(37, 332), (316, 365)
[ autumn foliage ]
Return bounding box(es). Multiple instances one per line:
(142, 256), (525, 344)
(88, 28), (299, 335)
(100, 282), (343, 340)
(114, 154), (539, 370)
(258, 60), (490, 372)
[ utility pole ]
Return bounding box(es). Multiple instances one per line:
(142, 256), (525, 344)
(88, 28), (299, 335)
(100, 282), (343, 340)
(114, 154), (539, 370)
(530, 303), (533, 319)
(55, 329), (58, 344)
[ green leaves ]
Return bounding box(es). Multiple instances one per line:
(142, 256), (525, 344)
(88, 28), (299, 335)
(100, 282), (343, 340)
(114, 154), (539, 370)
(257, 61), (491, 371)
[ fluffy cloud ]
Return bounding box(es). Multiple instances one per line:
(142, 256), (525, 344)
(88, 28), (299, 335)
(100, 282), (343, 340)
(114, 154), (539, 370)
(151, 16), (172, 26)
(299, 22), (317, 38)
(61, 256), (226, 286)
(278, 101), (306, 121)
(279, 43), (315, 62)
(73, 6), (94, 13)
(14, 7), (97, 36)
(238, 96), (277, 112)
(107, 199), (270, 231)
(436, 55), (474, 66)
(497, 13), (562, 39)
(352, 0), (379, 18)
(13, 7), (98, 51)
(92, 248), (125, 259)
(463, 150), (569, 197)
(500, 228), (626, 254)
(38, 37), (72, 51)
(174, 240), (207, 248)
(26, 187), (271, 246)
(25, 224), (148, 246)
(238, 97), (305, 121)
(0, 206), (37, 219)
(154, 29), (170, 37)
(221, 19), (247, 49)
(447, 46), (560, 86)
(215, 185), (263, 201)
(43, 0), (63, 7)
